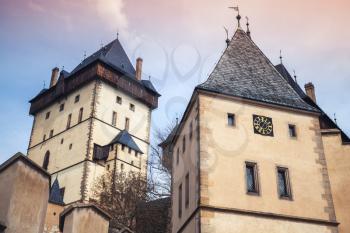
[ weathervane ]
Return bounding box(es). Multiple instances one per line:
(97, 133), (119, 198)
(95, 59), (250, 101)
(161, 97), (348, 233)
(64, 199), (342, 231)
(334, 113), (337, 124)
(229, 5), (241, 27)
(83, 51), (87, 60)
(293, 70), (297, 83)
(246, 16), (251, 38)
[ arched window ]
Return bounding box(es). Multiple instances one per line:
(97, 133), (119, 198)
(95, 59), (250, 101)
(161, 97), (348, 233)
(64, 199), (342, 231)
(43, 151), (50, 170)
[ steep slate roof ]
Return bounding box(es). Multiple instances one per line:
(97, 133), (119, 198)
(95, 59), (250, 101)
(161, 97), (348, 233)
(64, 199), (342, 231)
(49, 178), (65, 205)
(275, 63), (350, 142)
(111, 130), (143, 154)
(197, 28), (319, 113)
(71, 39), (136, 76)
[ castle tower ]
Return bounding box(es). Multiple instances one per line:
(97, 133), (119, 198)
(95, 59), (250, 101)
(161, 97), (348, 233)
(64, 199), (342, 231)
(169, 25), (350, 232)
(27, 38), (160, 205)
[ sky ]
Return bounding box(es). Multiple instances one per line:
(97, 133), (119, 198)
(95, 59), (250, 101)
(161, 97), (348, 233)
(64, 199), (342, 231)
(0, 0), (349, 163)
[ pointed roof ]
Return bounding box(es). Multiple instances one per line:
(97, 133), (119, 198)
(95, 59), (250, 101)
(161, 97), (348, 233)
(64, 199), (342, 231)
(71, 39), (136, 76)
(111, 130), (143, 154)
(49, 178), (65, 205)
(197, 29), (319, 113)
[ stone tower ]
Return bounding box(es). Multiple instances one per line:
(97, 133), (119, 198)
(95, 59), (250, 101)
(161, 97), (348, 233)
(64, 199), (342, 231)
(27, 38), (160, 205)
(169, 26), (350, 233)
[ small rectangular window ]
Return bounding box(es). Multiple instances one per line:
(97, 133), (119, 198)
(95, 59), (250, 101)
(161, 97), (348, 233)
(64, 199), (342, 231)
(227, 113), (235, 126)
(245, 162), (259, 195)
(135, 152), (138, 158)
(125, 118), (130, 131)
(182, 136), (186, 153)
(128, 148), (132, 154)
(69, 144), (73, 150)
(130, 103), (135, 112)
(78, 108), (84, 123)
(74, 95), (80, 103)
(289, 124), (297, 138)
(45, 112), (51, 120)
(121, 163), (124, 170)
(43, 134), (46, 141)
(122, 145), (125, 151)
(189, 122), (193, 140)
(185, 173), (189, 208)
(112, 112), (117, 126)
(110, 145), (114, 152)
(59, 103), (65, 112)
(277, 167), (292, 199)
(49, 130), (54, 138)
(117, 96), (122, 104)
(66, 114), (72, 129)
(176, 148), (180, 165)
(178, 184), (182, 218)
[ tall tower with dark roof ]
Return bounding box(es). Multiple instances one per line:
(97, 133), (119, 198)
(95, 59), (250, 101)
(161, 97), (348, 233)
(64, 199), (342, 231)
(27, 38), (160, 204)
(169, 21), (350, 232)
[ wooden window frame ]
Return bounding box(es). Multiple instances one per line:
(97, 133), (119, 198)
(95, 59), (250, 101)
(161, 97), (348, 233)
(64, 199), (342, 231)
(245, 162), (260, 195)
(276, 166), (293, 200)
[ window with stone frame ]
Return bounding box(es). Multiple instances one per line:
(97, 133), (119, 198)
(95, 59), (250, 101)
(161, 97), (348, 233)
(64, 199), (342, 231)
(49, 130), (54, 138)
(59, 103), (65, 112)
(117, 96), (122, 104)
(66, 114), (72, 129)
(125, 117), (130, 131)
(182, 136), (186, 153)
(227, 113), (235, 126)
(245, 162), (259, 195)
(178, 183), (182, 218)
(185, 173), (190, 208)
(78, 108), (84, 123)
(45, 111), (51, 120)
(112, 111), (117, 126)
(288, 124), (297, 138)
(277, 167), (292, 199)
(74, 95), (80, 103)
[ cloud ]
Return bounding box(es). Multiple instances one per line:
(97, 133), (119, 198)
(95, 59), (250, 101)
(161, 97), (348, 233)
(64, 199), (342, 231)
(91, 0), (128, 32)
(28, 0), (45, 13)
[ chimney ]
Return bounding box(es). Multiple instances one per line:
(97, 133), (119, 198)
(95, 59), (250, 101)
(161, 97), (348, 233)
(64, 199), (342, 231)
(136, 57), (143, 81)
(304, 82), (317, 103)
(50, 67), (59, 88)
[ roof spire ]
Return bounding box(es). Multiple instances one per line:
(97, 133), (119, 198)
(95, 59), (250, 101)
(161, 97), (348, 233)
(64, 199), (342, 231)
(279, 50), (283, 64)
(246, 16), (251, 38)
(117, 30), (119, 39)
(229, 5), (241, 28)
(224, 26), (230, 47)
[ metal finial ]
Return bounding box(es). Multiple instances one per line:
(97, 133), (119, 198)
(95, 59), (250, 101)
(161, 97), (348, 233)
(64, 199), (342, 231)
(224, 26), (230, 47)
(43, 81), (46, 89)
(229, 6), (241, 27)
(117, 31), (119, 39)
(83, 51), (87, 60)
(100, 42), (104, 49)
(334, 113), (337, 124)
(149, 75), (151, 81)
(246, 16), (251, 38)
(293, 70), (297, 83)
(62, 65), (65, 71)
(279, 50), (283, 64)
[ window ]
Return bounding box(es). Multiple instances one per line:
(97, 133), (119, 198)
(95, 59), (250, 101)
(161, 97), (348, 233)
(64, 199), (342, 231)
(59, 187), (65, 200)
(61, 138), (64, 144)
(182, 136), (186, 153)
(122, 145), (125, 151)
(69, 144), (73, 150)
(185, 173), (189, 208)
(135, 152), (138, 158)
(289, 124), (297, 138)
(116, 96), (122, 104)
(125, 118), (130, 131)
(66, 114), (72, 129)
(59, 103), (64, 112)
(227, 113), (235, 126)
(43, 151), (50, 170)
(277, 167), (292, 199)
(112, 111), (117, 126)
(110, 145), (114, 152)
(245, 162), (259, 194)
(43, 134), (46, 141)
(78, 108), (83, 123)
(178, 184), (182, 218)
(121, 163), (124, 171)
(106, 164), (110, 170)
(74, 95), (80, 103)
(189, 122), (193, 140)
(49, 130), (54, 138)
(131, 161), (134, 166)
(45, 111), (51, 120)
(129, 103), (135, 112)
(128, 148), (132, 154)
(176, 148), (180, 165)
